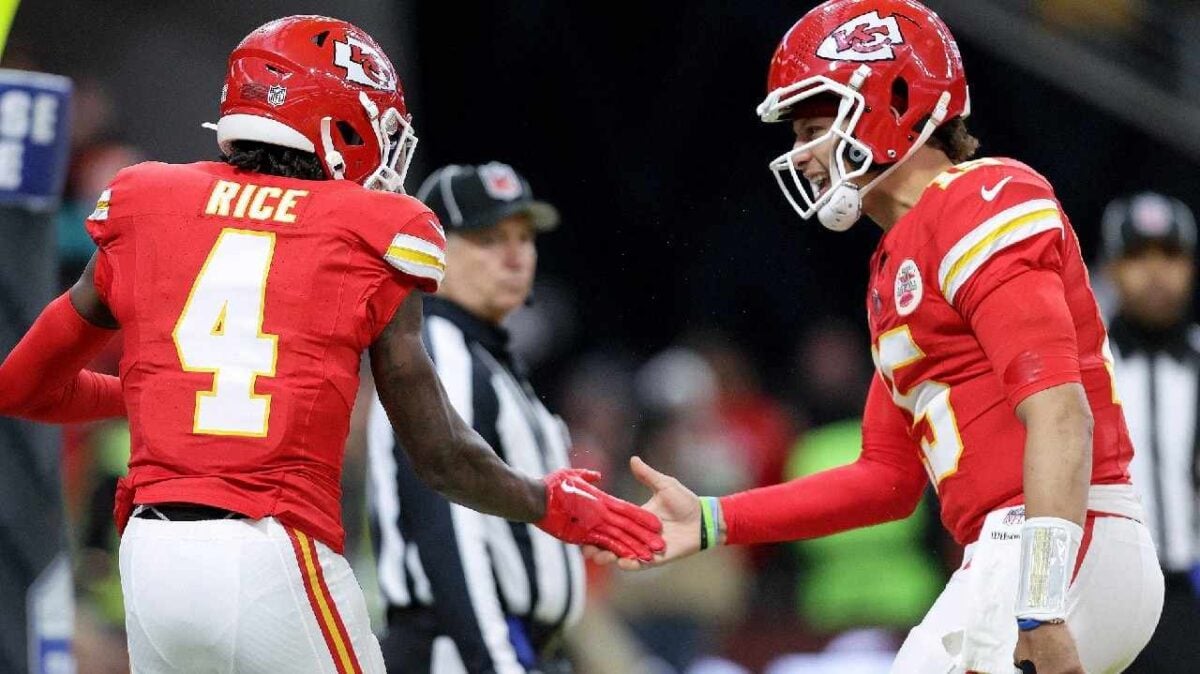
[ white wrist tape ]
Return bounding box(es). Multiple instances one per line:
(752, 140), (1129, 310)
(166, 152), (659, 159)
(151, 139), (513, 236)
(1015, 516), (1083, 621)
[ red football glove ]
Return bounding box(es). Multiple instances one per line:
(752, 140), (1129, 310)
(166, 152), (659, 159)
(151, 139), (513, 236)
(536, 468), (665, 562)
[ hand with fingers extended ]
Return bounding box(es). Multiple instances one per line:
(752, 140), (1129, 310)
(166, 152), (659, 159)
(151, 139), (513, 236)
(536, 467), (665, 562)
(584, 456), (707, 570)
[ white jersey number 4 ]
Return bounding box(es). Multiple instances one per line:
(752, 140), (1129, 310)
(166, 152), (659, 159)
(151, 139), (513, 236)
(172, 229), (279, 437)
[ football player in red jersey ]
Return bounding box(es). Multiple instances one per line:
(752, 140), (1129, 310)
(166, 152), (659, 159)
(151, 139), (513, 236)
(0, 16), (662, 674)
(591, 2), (1163, 672)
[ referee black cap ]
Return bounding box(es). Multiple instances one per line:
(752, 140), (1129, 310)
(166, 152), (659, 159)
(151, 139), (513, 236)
(415, 162), (559, 234)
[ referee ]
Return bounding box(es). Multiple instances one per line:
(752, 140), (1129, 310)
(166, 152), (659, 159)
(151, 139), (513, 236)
(367, 162), (583, 674)
(1101, 192), (1200, 672)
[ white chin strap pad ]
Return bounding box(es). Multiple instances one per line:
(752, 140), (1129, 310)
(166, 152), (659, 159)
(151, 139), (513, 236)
(818, 183), (863, 232)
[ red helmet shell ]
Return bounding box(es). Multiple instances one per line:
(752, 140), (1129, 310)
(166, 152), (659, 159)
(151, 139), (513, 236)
(219, 15), (409, 184)
(766, 0), (968, 162)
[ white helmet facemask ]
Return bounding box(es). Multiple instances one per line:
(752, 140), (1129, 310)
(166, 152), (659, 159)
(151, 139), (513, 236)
(758, 65), (950, 232)
(320, 91), (419, 194)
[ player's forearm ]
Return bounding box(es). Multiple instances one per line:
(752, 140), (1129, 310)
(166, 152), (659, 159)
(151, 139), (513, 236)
(6, 371), (125, 423)
(1017, 383), (1092, 526)
(0, 293), (124, 422)
(370, 292), (549, 522)
(425, 421), (547, 523)
(720, 457), (925, 545)
(369, 342), (546, 522)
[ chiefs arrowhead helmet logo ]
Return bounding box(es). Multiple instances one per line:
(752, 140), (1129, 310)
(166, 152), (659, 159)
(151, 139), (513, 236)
(333, 35), (396, 91)
(817, 11), (906, 62)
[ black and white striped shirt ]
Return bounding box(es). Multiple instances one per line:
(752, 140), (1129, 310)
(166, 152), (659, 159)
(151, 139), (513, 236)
(1109, 316), (1200, 573)
(367, 297), (585, 673)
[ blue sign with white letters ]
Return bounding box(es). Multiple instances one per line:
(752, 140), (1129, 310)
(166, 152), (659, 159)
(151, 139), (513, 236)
(0, 70), (72, 211)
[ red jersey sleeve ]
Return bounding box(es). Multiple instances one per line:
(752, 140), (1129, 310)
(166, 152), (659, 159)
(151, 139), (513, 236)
(719, 377), (926, 545)
(969, 269), (1081, 407)
(933, 162), (1081, 407)
(83, 166), (143, 306)
(355, 193), (447, 293)
(933, 164), (1066, 311)
(0, 294), (123, 423)
(82, 163), (158, 246)
(349, 193), (448, 343)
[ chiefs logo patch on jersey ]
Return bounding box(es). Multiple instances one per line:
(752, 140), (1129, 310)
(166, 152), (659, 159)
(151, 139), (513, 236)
(817, 11), (905, 62)
(333, 35), (395, 91)
(894, 258), (923, 316)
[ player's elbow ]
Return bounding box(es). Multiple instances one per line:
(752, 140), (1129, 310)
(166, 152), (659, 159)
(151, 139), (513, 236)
(856, 459), (927, 525)
(887, 478), (925, 522)
(896, 488), (923, 520)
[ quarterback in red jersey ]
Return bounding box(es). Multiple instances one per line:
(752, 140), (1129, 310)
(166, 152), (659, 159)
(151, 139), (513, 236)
(593, 1), (1163, 672)
(0, 15), (661, 674)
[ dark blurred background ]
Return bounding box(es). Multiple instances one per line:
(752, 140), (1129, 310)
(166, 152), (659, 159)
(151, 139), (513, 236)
(7, 1), (1200, 672)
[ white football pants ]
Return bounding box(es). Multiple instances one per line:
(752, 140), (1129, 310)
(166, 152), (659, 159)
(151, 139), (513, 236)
(119, 515), (385, 674)
(891, 485), (1163, 674)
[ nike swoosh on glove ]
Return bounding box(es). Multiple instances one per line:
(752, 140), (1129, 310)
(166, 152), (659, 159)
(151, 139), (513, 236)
(536, 468), (664, 562)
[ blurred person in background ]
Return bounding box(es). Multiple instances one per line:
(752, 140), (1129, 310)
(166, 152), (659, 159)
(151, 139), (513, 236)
(689, 333), (798, 619)
(0, 16), (662, 673)
(605, 348), (750, 672)
(367, 162), (586, 674)
(784, 320), (941, 643)
(594, 1), (1165, 672)
(552, 355), (681, 674)
(1100, 192), (1200, 673)
(556, 354), (640, 478)
(689, 332), (795, 495)
(786, 420), (942, 640)
(790, 319), (871, 428)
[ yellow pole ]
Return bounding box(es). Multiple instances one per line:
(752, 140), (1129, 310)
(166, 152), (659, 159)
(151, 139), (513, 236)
(0, 0), (20, 59)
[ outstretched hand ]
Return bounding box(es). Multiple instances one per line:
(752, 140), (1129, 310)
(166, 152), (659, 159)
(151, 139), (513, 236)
(536, 468), (665, 562)
(585, 456), (705, 570)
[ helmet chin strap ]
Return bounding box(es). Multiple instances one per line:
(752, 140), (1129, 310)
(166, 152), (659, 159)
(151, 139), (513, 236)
(817, 91), (953, 232)
(319, 117), (347, 180)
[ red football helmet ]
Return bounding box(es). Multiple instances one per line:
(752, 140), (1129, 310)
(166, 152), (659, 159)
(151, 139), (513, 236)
(757, 0), (970, 230)
(216, 15), (417, 192)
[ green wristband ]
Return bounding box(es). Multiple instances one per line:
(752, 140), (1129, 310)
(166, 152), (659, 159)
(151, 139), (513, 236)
(699, 497), (721, 550)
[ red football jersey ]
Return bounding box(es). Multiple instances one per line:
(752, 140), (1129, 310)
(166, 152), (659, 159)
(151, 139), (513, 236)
(86, 161), (446, 552)
(864, 157), (1133, 544)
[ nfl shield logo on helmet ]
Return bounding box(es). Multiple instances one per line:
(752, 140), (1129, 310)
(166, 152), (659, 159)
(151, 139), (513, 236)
(817, 11), (906, 62)
(266, 85), (287, 107)
(894, 259), (923, 316)
(479, 162), (524, 201)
